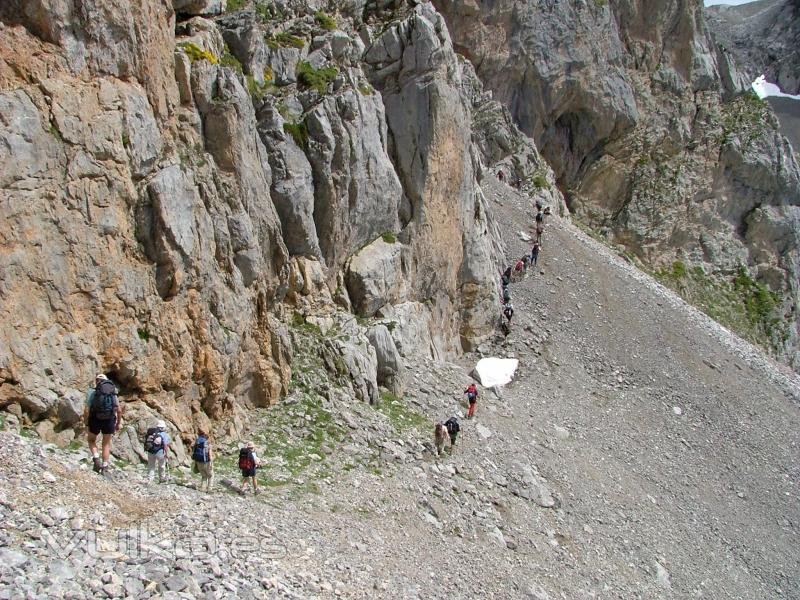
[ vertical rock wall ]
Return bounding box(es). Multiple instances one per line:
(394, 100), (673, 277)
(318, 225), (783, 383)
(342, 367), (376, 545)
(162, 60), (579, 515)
(0, 1), (539, 434)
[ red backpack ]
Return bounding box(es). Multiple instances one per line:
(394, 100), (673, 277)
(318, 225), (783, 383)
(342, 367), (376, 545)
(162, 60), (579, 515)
(238, 448), (255, 471)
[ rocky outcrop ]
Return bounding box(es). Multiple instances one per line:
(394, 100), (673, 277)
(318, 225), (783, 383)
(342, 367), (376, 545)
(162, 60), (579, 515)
(706, 0), (800, 95)
(1, 1), (559, 440)
(436, 0), (800, 367)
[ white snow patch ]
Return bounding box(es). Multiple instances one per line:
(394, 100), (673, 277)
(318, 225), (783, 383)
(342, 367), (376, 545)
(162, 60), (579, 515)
(472, 357), (519, 387)
(751, 75), (800, 101)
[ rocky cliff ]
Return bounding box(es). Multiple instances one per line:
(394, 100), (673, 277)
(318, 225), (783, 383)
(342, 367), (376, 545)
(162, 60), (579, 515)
(0, 0), (563, 446)
(706, 0), (800, 95)
(435, 0), (800, 368)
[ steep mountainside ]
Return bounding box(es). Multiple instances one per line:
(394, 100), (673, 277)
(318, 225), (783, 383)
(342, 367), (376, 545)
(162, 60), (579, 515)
(706, 0), (800, 95)
(0, 1), (563, 443)
(1, 180), (798, 599)
(435, 0), (800, 368)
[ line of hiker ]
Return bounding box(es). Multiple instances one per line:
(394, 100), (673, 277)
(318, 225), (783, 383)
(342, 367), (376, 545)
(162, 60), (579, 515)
(84, 373), (261, 495)
(497, 200), (549, 338)
(433, 382), (480, 455)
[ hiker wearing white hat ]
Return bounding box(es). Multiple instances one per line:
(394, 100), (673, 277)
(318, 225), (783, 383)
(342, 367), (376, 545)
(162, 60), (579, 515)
(84, 373), (120, 475)
(144, 419), (171, 483)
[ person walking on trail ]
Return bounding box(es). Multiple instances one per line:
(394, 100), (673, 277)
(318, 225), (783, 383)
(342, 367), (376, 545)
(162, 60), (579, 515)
(192, 429), (214, 492)
(530, 243), (540, 267)
(502, 285), (512, 304)
(503, 302), (514, 324)
(444, 417), (460, 450)
(434, 422), (449, 456)
(465, 383), (479, 418)
(144, 420), (171, 483)
(513, 259), (525, 281)
(238, 441), (261, 496)
(535, 220), (545, 245)
(84, 374), (120, 475)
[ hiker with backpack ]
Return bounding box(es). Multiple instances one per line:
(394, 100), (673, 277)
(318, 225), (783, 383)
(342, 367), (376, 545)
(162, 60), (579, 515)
(513, 259), (525, 281)
(84, 374), (120, 475)
(434, 422), (449, 456)
(530, 243), (540, 267)
(192, 429), (214, 492)
(144, 420), (171, 483)
(444, 417), (460, 450)
(502, 286), (512, 305)
(503, 302), (514, 324)
(238, 441), (261, 496)
(465, 383), (479, 418)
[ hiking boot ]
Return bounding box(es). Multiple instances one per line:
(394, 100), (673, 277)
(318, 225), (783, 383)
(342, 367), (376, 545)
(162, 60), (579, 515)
(92, 457), (102, 473)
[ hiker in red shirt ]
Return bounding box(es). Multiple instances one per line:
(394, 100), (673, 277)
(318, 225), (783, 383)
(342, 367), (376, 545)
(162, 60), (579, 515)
(465, 383), (478, 418)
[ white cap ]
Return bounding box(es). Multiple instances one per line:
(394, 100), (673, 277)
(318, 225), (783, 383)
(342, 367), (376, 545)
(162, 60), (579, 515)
(156, 420), (166, 429)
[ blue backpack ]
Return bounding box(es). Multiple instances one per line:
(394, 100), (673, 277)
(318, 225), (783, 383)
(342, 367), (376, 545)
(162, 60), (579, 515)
(192, 436), (210, 463)
(90, 381), (117, 420)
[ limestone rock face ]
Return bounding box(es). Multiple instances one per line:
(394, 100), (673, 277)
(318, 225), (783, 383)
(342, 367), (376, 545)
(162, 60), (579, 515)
(0, 7), (292, 440)
(436, 0), (800, 367)
(3, 1), (556, 437)
(365, 3), (504, 349)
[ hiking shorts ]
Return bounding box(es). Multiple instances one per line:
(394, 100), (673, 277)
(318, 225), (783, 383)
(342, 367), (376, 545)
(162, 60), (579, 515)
(88, 417), (116, 435)
(196, 461), (213, 479)
(241, 467), (256, 478)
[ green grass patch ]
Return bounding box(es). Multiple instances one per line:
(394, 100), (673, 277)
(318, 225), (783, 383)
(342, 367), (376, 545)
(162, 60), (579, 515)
(358, 83), (374, 96)
(220, 47), (243, 74)
(532, 174), (548, 190)
(374, 392), (429, 435)
(296, 61), (338, 94)
(314, 10), (337, 31)
(48, 123), (62, 141)
(246, 74), (271, 101)
(654, 262), (788, 353)
(226, 0), (246, 11)
(283, 120), (308, 149)
(255, 2), (283, 21)
(719, 90), (772, 150)
(267, 32), (305, 50)
(179, 42), (218, 65)
(381, 232), (397, 244)
(137, 328), (150, 342)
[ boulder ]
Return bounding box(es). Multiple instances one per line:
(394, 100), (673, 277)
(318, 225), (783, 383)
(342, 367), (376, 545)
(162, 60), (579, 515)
(56, 392), (84, 427)
(346, 238), (408, 317)
(366, 325), (405, 395)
